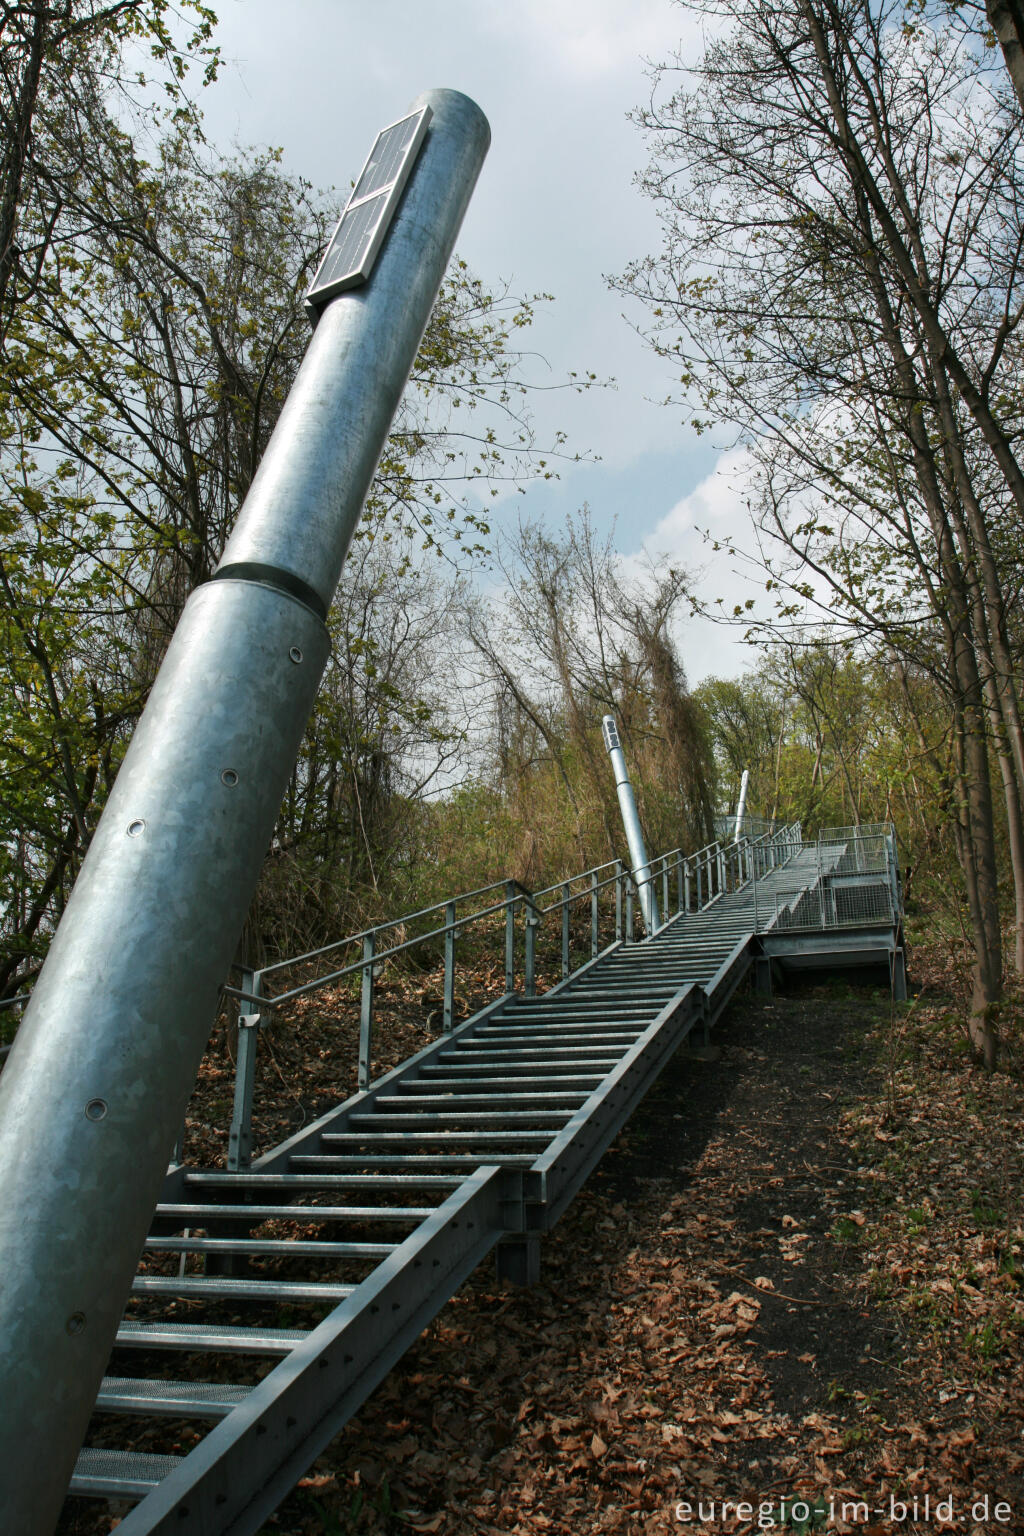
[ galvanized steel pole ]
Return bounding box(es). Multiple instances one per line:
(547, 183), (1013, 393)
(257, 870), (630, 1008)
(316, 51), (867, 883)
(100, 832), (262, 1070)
(601, 715), (659, 934)
(0, 88), (489, 1534)
(734, 768), (749, 843)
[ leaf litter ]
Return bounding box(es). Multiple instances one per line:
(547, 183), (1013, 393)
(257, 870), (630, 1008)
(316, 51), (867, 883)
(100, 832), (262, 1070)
(59, 948), (1024, 1535)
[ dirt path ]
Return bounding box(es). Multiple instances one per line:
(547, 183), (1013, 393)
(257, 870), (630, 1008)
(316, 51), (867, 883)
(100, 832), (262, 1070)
(256, 975), (1024, 1536)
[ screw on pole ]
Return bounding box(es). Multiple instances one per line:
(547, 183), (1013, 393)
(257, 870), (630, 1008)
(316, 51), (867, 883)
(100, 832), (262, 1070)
(228, 969), (262, 1172)
(505, 880), (515, 992)
(359, 931), (375, 1091)
(444, 899), (456, 1031)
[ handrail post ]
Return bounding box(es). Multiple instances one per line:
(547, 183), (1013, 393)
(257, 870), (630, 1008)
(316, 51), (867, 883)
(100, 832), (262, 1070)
(505, 880), (516, 992)
(359, 931), (375, 1090)
(887, 827), (901, 916)
(684, 856), (691, 914)
(444, 899), (456, 1031)
(590, 871), (599, 959)
(561, 882), (570, 979)
(676, 853), (684, 915)
(614, 859), (624, 941)
(227, 969), (263, 1172)
(697, 856), (704, 909)
(661, 857), (669, 920)
(626, 878), (634, 942)
(525, 904), (538, 998)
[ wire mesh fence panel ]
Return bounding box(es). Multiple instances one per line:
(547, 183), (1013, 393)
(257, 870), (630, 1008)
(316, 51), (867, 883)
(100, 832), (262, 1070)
(714, 814), (779, 842)
(750, 831), (898, 934)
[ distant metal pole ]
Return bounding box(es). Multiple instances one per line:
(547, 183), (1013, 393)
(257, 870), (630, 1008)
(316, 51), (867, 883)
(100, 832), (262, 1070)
(601, 715), (659, 934)
(734, 768), (750, 843)
(0, 88), (490, 1533)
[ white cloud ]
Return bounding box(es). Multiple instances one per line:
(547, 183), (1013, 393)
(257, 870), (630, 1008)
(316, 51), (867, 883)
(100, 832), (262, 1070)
(627, 448), (763, 683)
(481, 0), (688, 81)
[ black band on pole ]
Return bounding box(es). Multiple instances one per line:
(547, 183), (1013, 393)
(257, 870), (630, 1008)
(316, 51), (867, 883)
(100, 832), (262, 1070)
(209, 563), (329, 622)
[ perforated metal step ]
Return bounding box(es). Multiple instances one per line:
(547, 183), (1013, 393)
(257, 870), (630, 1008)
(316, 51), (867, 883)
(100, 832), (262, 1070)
(114, 1319), (305, 1354)
(96, 1377), (253, 1418)
(71, 1447), (182, 1496)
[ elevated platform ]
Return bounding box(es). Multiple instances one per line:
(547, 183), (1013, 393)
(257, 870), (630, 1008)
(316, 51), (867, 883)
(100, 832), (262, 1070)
(63, 829), (903, 1533)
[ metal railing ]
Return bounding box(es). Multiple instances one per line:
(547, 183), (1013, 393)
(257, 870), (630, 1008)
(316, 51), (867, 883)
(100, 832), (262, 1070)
(750, 824), (901, 935)
(2, 817), (884, 1172)
(713, 813), (780, 844)
(662, 821), (802, 921)
(218, 857), (646, 1170)
(0, 993), (28, 1062)
(218, 823), (809, 1170)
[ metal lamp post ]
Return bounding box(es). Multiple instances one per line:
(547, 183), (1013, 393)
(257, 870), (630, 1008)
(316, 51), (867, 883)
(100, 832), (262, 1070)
(0, 88), (490, 1533)
(602, 715), (659, 934)
(733, 768), (750, 843)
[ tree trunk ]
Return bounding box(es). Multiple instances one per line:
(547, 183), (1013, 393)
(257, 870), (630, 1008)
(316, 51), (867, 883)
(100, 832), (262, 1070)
(987, 0), (1024, 114)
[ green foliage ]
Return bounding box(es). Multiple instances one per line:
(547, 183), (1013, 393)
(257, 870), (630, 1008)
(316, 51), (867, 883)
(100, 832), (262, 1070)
(0, 22), (588, 982)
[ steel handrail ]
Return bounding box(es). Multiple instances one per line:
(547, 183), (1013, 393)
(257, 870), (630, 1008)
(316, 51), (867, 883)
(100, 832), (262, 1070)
(531, 860), (627, 914)
(251, 876), (538, 980)
(250, 886), (542, 1008)
(220, 855), (641, 1165)
(3, 819), (812, 1167)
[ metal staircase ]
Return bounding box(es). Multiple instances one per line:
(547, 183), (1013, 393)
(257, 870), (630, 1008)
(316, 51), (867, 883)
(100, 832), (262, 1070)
(51, 824), (904, 1534)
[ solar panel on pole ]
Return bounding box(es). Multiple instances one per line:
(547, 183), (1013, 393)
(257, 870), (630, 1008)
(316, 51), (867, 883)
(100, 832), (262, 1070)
(306, 105), (433, 319)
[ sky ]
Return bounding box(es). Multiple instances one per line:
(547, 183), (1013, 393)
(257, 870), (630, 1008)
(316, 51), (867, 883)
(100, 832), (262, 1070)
(196, 0), (760, 681)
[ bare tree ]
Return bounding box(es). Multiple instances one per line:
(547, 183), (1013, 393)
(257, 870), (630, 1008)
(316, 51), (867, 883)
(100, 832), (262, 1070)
(617, 0), (1024, 1062)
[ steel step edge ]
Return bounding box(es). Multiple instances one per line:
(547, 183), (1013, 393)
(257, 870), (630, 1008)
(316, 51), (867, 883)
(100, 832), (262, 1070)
(71, 1448), (183, 1497)
(114, 1321), (306, 1354)
(96, 1378), (253, 1419)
